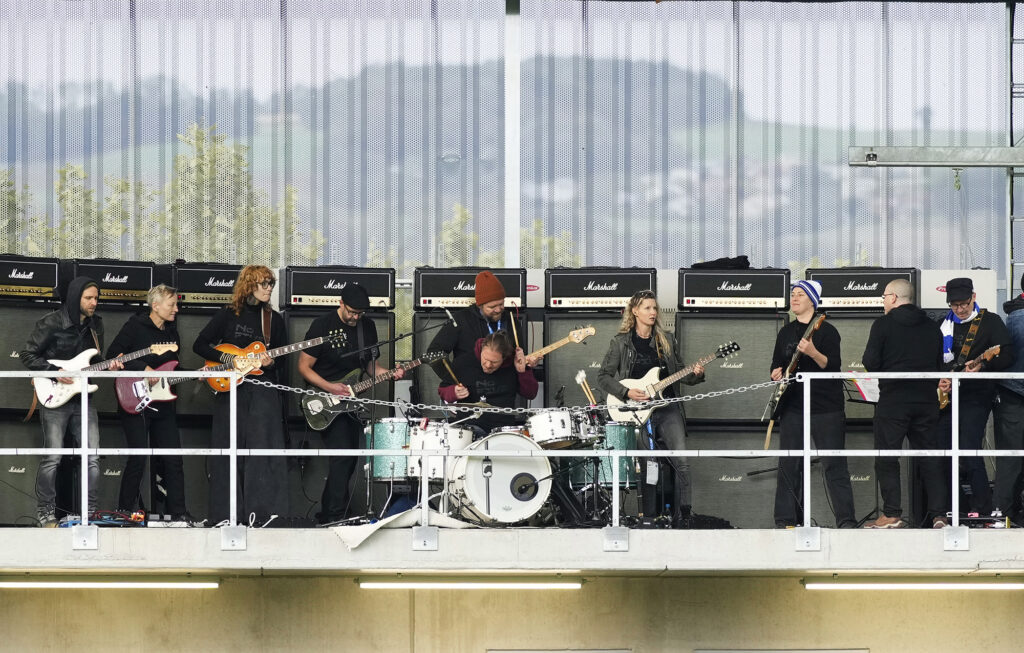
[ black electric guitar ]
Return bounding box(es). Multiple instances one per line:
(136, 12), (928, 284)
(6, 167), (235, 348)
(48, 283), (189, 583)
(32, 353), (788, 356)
(762, 313), (827, 423)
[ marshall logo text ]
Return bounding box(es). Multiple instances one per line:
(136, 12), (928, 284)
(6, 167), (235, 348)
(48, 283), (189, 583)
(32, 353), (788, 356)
(102, 273), (128, 284)
(843, 281), (879, 292)
(9, 269), (34, 280)
(584, 281), (618, 292)
(324, 279), (348, 290)
(717, 281), (753, 292)
(205, 277), (234, 288)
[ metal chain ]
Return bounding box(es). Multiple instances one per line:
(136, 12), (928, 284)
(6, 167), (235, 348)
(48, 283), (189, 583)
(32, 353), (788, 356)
(244, 376), (792, 417)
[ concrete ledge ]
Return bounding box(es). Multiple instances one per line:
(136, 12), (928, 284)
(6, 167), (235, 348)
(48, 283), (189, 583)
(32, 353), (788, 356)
(2, 527), (1024, 575)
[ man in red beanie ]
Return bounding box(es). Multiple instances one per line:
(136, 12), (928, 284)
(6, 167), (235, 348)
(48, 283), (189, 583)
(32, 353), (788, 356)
(427, 270), (535, 366)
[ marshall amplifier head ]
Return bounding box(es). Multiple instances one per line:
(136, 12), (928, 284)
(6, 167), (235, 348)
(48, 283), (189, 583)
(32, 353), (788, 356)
(173, 263), (243, 306)
(678, 268), (790, 311)
(283, 266), (395, 309)
(61, 259), (155, 303)
(806, 267), (918, 310)
(0, 255), (60, 300)
(545, 267), (656, 310)
(414, 267), (527, 310)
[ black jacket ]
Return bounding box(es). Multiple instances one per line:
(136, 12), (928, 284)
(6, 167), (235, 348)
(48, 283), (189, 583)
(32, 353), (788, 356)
(938, 309), (1014, 405)
(862, 303), (943, 407)
(426, 305), (515, 360)
(106, 313), (181, 372)
(20, 276), (105, 371)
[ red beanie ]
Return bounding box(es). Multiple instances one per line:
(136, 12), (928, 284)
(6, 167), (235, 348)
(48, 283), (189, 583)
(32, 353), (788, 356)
(474, 270), (506, 306)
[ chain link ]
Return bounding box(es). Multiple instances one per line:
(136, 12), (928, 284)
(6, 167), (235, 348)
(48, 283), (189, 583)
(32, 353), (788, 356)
(243, 376), (793, 417)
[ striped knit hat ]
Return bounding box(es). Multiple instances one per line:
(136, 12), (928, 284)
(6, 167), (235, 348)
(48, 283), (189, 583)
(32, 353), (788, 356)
(792, 280), (822, 308)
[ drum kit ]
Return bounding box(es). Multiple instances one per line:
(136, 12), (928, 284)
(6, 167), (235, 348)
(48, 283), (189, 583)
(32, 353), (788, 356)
(363, 407), (642, 526)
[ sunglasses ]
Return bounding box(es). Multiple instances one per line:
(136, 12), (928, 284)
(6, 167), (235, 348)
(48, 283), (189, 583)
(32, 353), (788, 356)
(258, 279), (277, 289)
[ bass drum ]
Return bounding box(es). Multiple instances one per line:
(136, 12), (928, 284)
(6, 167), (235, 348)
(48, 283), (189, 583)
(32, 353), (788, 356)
(447, 432), (551, 525)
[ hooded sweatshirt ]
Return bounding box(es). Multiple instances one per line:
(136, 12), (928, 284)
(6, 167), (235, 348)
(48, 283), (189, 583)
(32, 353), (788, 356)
(1000, 294), (1024, 398)
(862, 303), (943, 408)
(20, 275), (103, 371)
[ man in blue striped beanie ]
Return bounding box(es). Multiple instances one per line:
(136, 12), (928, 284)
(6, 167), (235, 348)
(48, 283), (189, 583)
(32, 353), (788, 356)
(768, 279), (856, 529)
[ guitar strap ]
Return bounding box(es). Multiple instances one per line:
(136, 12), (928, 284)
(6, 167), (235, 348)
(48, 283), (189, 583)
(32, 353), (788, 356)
(261, 306), (272, 346)
(954, 310), (985, 369)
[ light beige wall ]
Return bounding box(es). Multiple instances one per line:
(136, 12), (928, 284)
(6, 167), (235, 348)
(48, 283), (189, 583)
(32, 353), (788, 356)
(1, 575), (1019, 652)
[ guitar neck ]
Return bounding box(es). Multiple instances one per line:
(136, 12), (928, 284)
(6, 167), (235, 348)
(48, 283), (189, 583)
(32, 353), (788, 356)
(265, 336), (328, 359)
(87, 347), (157, 372)
(652, 352), (718, 394)
(350, 358), (424, 394)
(528, 335), (573, 359)
(784, 314), (825, 377)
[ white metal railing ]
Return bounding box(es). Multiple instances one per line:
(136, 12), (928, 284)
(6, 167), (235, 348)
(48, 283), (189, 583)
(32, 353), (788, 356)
(3, 369), (1024, 533)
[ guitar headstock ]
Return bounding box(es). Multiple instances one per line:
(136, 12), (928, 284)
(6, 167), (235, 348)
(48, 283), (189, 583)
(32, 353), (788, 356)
(151, 343), (179, 355)
(569, 326), (597, 343)
(421, 350), (447, 364)
(716, 341), (741, 359)
(327, 329), (348, 349)
(983, 345), (1001, 361)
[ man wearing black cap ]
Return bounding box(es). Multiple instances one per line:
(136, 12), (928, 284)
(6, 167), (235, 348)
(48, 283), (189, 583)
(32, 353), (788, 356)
(936, 277), (1014, 518)
(20, 276), (123, 526)
(298, 283), (403, 524)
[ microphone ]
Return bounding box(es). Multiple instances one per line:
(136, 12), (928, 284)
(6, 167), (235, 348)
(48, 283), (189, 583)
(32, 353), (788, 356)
(444, 308), (458, 327)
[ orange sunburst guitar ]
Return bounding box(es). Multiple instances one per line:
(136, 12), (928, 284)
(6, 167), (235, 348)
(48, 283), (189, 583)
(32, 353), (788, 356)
(205, 333), (345, 392)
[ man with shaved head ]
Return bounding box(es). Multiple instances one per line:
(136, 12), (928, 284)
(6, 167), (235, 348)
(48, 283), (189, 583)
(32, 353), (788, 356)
(861, 279), (945, 528)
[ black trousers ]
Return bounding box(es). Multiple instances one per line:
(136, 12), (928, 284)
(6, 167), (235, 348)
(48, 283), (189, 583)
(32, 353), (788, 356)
(874, 402), (944, 520)
(208, 383), (289, 525)
(318, 413), (362, 523)
(117, 404), (186, 515)
(773, 408), (856, 527)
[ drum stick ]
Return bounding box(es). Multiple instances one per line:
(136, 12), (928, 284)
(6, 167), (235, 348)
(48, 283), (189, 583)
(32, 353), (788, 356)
(441, 359), (461, 387)
(581, 379), (597, 405)
(509, 311), (520, 350)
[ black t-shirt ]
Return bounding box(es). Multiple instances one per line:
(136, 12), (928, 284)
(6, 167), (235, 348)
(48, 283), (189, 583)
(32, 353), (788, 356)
(629, 331), (676, 399)
(445, 350), (524, 432)
(304, 311), (380, 382)
(769, 317), (844, 414)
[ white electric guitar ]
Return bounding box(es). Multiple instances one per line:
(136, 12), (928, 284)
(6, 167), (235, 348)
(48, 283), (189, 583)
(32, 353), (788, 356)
(32, 344), (178, 409)
(606, 342), (740, 423)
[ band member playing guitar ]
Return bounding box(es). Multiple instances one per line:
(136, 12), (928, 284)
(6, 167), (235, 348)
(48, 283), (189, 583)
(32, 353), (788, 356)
(297, 284), (403, 525)
(106, 284), (189, 521)
(595, 290), (704, 528)
(768, 280), (856, 529)
(192, 265), (288, 525)
(20, 276), (124, 526)
(935, 277), (1014, 518)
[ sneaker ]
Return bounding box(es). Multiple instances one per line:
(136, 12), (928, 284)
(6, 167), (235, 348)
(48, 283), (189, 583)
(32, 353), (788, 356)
(864, 515), (905, 529)
(838, 520), (859, 529)
(36, 506), (57, 528)
(932, 516), (949, 529)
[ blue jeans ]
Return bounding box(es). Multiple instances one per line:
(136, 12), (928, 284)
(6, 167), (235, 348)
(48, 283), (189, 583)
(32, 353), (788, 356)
(36, 401), (99, 511)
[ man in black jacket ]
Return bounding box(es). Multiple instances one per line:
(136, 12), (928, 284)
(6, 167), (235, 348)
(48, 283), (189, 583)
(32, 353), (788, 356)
(935, 277), (1014, 517)
(20, 276), (122, 526)
(862, 278), (945, 528)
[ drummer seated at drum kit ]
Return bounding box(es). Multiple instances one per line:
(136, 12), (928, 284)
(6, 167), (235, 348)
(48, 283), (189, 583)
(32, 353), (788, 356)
(437, 331), (538, 439)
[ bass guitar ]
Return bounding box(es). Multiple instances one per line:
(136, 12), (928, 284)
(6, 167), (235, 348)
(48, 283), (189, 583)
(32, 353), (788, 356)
(301, 351), (445, 430)
(937, 345), (1001, 410)
(32, 344), (178, 409)
(204, 334), (345, 392)
(606, 341), (740, 423)
(526, 326), (596, 359)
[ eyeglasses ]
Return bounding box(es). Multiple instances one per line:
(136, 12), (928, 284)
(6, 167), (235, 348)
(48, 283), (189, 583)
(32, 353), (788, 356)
(258, 279), (276, 289)
(881, 293), (896, 300)
(949, 300), (972, 310)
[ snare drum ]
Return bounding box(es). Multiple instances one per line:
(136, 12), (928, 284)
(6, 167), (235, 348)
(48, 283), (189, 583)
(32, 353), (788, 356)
(407, 423), (473, 479)
(527, 409), (577, 449)
(367, 418), (410, 481)
(571, 422), (638, 488)
(447, 432), (552, 524)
